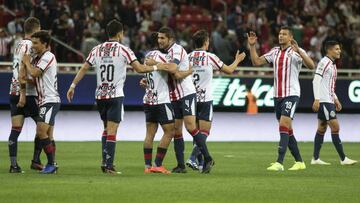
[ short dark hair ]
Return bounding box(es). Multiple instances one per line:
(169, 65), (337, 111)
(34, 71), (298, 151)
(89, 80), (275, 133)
(24, 17), (40, 35)
(280, 26), (293, 35)
(148, 32), (158, 48)
(158, 27), (175, 39)
(31, 30), (51, 47)
(192, 29), (209, 49)
(106, 19), (123, 38)
(324, 40), (340, 52)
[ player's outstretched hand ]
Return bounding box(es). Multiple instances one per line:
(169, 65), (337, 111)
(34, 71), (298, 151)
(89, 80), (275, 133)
(312, 100), (320, 112)
(67, 88), (74, 103)
(291, 39), (300, 53)
(335, 99), (342, 111)
(247, 31), (257, 46)
(145, 58), (157, 66)
(139, 78), (148, 89)
(235, 50), (246, 62)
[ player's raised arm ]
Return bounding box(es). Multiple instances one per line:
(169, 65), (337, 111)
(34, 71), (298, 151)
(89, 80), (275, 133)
(221, 50), (246, 74)
(291, 39), (315, 69)
(247, 31), (268, 66)
(131, 60), (160, 73)
(67, 62), (91, 102)
(22, 54), (42, 78)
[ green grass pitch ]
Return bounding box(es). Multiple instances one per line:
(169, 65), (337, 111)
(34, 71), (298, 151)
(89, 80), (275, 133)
(0, 141), (359, 203)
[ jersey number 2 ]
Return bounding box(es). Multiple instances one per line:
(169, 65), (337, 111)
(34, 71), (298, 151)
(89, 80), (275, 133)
(100, 64), (114, 82)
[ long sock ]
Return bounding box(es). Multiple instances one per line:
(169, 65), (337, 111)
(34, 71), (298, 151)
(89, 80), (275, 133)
(191, 129), (212, 163)
(313, 131), (325, 160)
(51, 140), (56, 162)
(144, 148), (152, 168)
(276, 126), (289, 164)
(101, 130), (107, 164)
(189, 141), (197, 161)
(40, 137), (54, 165)
(331, 132), (346, 161)
(8, 126), (22, 166)
(33, 137), (42, 163)
(154, 147), (167, 167)
(105, 134), (116, 167)
(288, 130), (303, 162)
(174, 134), (185, 168)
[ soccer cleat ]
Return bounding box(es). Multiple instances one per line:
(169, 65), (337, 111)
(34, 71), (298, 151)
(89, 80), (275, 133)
(40, 164), (57, 174)
(104, 166), (122, 175)
(198, 165), (204, 173)
(340, 157), (358, 165)
(202, 159), (215, 174)
(311, 158), (331, 165)
(31, 160), (44, 171)
(101, 164), (106, 173)
(288, 162), (306, 170)
(267, 162), (284, 171)
(9, 165), (24, 173)
(171, 165), (187, 173)
(150, 166), (171, 174)
(186, 159), (199, 170)
(144, 167), (152, 173)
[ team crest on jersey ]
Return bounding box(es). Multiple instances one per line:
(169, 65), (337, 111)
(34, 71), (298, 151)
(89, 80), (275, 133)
(96, 83), (116, 98)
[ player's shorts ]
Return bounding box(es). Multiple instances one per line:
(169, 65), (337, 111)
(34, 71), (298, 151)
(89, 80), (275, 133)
(96, 97), (124, 123)
(38, 103), (60, 126)
(171, 93), (196, 119)
(197, 101), (213, 121)
(144, 103), (174, 125)
(274, 96), (299, 120)
(318, 102), (337, 121)
(9, 95), (39, 119)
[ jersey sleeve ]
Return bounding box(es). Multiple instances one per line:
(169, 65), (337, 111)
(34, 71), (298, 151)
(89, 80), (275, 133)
(208, 53), (224, 70)
(122, 46), (137, 64)
(36, 53), (55, 72)
(86, 47), (96, 66)
(167, 47), (183, 65)
(262, 48), (277, 63)
(315, 59), (331, 77)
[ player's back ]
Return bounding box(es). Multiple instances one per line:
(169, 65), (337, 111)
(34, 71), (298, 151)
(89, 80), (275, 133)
(315, 56), (337, 103)
(143, 50), (170, 105)
(86, 41), (137, 99)
(188, 50), (223, 102)
(10, 39), (37, 96)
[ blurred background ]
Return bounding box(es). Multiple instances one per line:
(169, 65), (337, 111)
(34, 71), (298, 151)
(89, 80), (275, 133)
(0, 0), (359, 113)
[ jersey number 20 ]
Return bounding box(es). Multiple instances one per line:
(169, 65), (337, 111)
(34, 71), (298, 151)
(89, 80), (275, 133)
(100, 64), (114, 82)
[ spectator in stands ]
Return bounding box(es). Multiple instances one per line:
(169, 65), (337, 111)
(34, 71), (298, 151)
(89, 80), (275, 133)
(0, 28), (13, 61)
(7, 16), (23, 35)
(81, 30), (100, 57)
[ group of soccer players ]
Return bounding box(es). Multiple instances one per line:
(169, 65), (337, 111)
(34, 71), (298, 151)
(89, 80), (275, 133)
(7, 17), (356, 175)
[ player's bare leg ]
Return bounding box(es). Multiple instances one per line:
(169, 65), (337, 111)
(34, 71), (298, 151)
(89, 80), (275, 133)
(8, 115), (25, 173)
(144, 122), (158, 172)
(184, 115), (214, 173)
(172, 118), (186, 173)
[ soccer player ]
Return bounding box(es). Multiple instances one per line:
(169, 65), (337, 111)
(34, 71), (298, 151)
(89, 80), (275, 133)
(142, 32), (178, 174)
(8, 17), (43, 173)
(23, 30), (60, 174)
(311, 41), (357, 165)
(67, 20), (169, 174)
(147, 27), (215, 173)
(186, 30), (246, 171)
(247, 27), (315, 171)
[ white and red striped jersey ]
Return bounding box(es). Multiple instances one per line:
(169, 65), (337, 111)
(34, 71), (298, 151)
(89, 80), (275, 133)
(165, 43), (196, 101)
(315, 56), (337, 103)
(32, 51), (60, 106)
(86, 41), (137, 99)
(9, 39), (37, 96)
(143, 50), (171, 105)
(263, 46), (307, 98)
(188, 50), (224, 102)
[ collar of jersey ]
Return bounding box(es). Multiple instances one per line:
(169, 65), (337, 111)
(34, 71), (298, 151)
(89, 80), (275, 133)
(325, 55), (336, 64)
